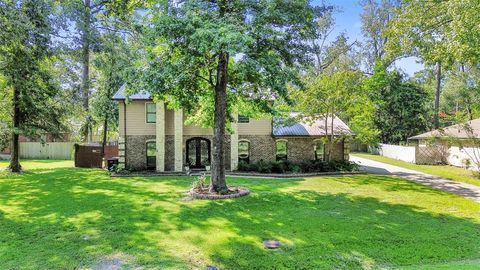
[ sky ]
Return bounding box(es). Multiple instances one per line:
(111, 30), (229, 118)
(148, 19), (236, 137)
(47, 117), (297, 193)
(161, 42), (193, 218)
(313, 0), (424, 76)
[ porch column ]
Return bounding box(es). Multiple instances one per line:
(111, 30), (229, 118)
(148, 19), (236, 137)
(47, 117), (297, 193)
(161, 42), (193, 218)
(230, 113), (239, 171)
(156, 101), (165, 172)
(174, 109), (183, 171)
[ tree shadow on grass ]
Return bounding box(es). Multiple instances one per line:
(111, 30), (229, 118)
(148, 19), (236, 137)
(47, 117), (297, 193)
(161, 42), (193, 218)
(169, 189), (480, 269)
(1, 168), (479, 269)
(0, 168), (197, 269)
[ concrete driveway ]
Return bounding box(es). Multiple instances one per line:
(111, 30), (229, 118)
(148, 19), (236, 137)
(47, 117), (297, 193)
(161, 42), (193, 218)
(350, 155), (480, 203)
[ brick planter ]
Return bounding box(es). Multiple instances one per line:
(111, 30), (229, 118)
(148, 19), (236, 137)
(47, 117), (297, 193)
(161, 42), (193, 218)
(189, 187), (250, 200)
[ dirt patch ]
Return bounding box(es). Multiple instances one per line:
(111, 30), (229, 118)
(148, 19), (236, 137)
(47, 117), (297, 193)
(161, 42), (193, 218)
(93, 253), (136, 270)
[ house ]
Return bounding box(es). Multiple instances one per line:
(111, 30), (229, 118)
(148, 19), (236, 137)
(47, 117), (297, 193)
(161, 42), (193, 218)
(409, 118), (480, 170)
(113, 86), (353, 172)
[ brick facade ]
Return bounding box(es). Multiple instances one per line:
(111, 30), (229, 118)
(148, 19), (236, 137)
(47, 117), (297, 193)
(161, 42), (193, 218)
(126, 135), (155, 170)
(126, 134), (347, 171)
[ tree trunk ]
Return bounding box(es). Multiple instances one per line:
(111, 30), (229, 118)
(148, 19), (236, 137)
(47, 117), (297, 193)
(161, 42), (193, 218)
(81, 0), (91, 142)
(9, 86), (21, 172)
(210, 51), (229, 194)
(434, 61), (442, 129)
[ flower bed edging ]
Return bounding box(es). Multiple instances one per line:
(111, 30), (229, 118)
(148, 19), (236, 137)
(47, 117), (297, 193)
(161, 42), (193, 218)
(189, 187), (250, 200)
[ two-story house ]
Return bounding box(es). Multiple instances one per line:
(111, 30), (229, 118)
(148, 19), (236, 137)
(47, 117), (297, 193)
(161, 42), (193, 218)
(113, 86), (353, 172)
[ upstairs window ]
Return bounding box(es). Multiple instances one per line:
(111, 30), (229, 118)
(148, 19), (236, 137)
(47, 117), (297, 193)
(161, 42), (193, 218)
(146, 103), (156, 123)
(314, 141), (325, 161)
(276, 140), (287, 161)
(238, 115), (250, 123)
(238, 140), (250, 164)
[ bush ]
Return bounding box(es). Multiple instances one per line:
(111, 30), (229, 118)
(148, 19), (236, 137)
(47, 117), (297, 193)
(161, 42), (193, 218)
(236, 159), (359, 174)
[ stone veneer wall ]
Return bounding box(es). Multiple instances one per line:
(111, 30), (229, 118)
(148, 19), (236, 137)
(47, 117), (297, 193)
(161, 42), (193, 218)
(165, 135), (175, 171)
(240, 136), (346, 164)
(126, 135), (155, 170)
(127, 134), (347, 171)
(239, 135), (276, 163)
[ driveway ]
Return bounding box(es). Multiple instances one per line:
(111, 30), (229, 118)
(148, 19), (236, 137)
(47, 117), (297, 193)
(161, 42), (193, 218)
(350, 155), (480, 203)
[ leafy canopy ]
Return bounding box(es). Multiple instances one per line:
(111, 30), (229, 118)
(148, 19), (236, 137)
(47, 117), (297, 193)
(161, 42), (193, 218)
(128, 0), (325, 126)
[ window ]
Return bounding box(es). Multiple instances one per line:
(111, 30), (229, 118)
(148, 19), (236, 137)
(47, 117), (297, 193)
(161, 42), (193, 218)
(314, 141), (325, 161)
(146, 141), (156, 169)
(238, 140), (250, 164)
(146, 103), (156, 123)
(276, 140), (287, 161)
(238, 115), (249, 123)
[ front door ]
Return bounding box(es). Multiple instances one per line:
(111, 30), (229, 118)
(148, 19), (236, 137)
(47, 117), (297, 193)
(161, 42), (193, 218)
(186, 137), (211, 169)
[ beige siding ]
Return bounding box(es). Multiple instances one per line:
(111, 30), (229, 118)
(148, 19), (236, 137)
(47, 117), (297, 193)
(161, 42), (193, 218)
(119, 100), (273, 136)
(120, 101), (156, 136)
(183, 115), (213, 135)
(165, 109), (175, 135)
(238, 118), (272, 135)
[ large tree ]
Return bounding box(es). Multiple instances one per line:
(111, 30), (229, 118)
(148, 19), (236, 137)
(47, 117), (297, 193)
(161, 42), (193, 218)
(386, 0), (480, 128)
(131, 0), (323, 193)
(365, 63), (431, 143)
(0, 0), (65, 172)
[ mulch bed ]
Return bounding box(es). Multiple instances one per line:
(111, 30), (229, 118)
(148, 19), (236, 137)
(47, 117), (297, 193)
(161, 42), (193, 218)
(189, 186), (250, 200)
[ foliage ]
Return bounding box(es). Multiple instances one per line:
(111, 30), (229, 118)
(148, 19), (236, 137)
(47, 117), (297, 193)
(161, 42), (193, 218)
(0, 0), (66, 171)
(128, 0), (325, 191)
(364, 62), (431, 144)
(359, 0), (397, 69)
(192, 175), (208, 190)
(237, 159), (359, 174)
(386, 0), (480, 65)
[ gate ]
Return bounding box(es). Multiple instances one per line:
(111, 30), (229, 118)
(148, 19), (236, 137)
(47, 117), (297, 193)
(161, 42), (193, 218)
(74, 144), (118, 168)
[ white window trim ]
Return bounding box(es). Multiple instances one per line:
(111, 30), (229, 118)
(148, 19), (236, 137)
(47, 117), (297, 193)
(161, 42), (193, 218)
(145, 102), (156, 124)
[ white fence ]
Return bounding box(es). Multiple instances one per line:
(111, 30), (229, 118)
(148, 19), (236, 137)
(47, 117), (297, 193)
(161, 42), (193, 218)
(19, 142), (75, 160)
(378, 143), (416, 163)
(378, 143), (479, 171)
(448, 146), (480, 171)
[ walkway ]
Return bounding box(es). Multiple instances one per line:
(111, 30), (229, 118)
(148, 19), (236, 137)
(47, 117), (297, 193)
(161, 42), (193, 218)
(350, 155), (480, 203)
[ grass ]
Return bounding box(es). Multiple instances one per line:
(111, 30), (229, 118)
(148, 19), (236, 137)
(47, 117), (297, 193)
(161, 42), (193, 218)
(0, 159), (73, 170)
(0, 161), (479, 269)
(352, 152), (480, 187)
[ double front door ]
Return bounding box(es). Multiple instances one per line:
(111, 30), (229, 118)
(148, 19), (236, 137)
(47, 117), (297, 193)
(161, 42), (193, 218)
(186, 137), (211, 169)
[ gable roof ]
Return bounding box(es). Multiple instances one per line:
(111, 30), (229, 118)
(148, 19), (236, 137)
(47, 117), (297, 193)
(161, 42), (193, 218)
(409, 118), (480, 140)
(112, 84), (152, 100)
(273, 113), (353, 137)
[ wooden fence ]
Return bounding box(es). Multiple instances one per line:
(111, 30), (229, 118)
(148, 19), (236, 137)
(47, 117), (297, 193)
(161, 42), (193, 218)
(19, 142), (75, 160)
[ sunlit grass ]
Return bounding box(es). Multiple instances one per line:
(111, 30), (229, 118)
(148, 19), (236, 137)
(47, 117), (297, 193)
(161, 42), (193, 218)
(0, 160), (479, 269)
(352, 152), (480, 187)
(0, 159), (73, 170)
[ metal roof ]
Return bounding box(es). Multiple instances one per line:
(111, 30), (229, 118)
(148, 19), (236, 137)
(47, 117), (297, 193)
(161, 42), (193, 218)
(273, 113), (353, 137)
(112, 84), (152, 100)
(409, 118), (480, 140)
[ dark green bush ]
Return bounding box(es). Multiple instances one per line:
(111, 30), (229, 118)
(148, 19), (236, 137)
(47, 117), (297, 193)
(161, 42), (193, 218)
(236, 159), (359, 173)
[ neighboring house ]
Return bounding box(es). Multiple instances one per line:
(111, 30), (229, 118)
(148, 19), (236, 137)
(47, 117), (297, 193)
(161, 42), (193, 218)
(409, 118), (480, 170)
(113, 86), (353, 171)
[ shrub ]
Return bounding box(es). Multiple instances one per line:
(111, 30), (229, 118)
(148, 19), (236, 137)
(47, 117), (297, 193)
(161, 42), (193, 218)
(235, 159), (359, 174)
(192, 175), (207, 190)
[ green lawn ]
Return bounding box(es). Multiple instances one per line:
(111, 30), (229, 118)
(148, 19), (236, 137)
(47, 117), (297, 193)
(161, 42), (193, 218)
(0, 159), (74, 170)
(1, 161), (480, 269)
(352, 152), (480, 187)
